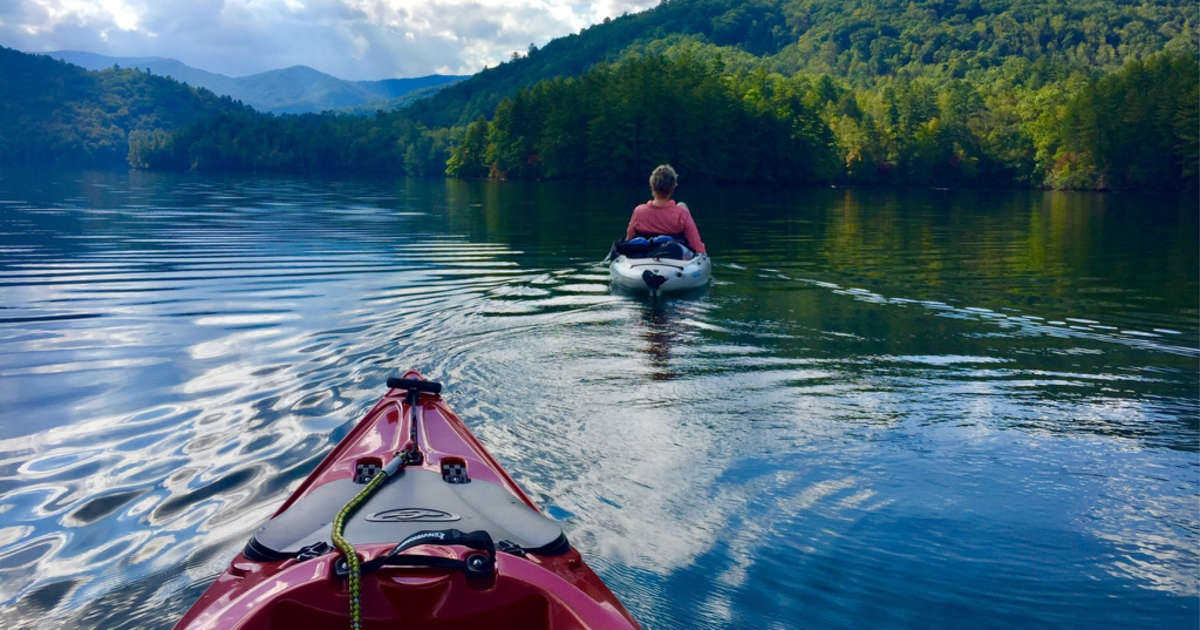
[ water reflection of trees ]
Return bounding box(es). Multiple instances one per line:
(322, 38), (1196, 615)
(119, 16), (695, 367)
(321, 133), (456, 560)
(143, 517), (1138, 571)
(815, 188), (1197, 314)
(441, 178), (633, 259)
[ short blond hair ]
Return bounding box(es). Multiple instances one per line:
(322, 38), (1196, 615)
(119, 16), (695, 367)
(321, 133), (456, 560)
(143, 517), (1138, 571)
(649, 164), (677, 196)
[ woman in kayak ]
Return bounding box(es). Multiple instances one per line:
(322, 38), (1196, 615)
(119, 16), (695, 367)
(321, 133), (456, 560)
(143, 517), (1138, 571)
(625, 164), (707, 257)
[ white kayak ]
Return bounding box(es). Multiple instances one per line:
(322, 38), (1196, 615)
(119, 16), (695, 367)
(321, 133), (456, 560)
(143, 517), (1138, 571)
(610, 253), (711, 295)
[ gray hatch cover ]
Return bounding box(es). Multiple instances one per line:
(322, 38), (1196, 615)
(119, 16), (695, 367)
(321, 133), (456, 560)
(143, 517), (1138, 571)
(251, 470), (564, 555)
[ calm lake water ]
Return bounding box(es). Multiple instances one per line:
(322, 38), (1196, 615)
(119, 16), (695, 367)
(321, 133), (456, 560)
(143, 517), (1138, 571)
(0, 169), (1196, 629)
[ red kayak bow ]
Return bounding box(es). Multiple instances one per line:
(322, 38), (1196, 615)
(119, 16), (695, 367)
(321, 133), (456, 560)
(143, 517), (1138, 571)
(174, 371), (640, 630)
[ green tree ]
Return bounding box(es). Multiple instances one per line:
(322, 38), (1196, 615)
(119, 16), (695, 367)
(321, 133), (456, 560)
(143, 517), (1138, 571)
(445, 118), (490, 177)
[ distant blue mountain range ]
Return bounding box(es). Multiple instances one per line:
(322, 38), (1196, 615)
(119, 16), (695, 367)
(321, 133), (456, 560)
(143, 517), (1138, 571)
(47, 50), (465, 114)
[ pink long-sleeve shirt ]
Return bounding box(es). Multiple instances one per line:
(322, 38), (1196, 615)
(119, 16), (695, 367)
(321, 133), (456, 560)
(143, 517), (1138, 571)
(624, 200), (707, 254)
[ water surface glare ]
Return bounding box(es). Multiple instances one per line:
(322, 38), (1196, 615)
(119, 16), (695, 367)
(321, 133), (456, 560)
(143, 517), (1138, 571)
(0, 169), (1196, 628)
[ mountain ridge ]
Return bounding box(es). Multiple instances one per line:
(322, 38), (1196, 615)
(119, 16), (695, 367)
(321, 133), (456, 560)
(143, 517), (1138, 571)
(46, 50), (465, 114)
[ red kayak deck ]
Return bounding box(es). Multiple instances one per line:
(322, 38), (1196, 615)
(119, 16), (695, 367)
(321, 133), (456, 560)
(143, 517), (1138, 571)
(175, 371), (639, 630)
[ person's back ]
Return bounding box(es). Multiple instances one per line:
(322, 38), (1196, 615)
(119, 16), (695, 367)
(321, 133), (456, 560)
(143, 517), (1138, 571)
(625, 164), (706, 255)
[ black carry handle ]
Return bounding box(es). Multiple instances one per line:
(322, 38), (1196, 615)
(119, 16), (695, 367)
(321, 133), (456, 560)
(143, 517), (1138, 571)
(390, 529), (494, 556)
(334, 529), (496, 579)
(386, 377), (443, 395)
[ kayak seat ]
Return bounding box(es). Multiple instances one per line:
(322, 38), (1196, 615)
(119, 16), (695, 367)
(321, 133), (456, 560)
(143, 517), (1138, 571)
(245, 470), (567, 562)
(612, 237), (692, 260)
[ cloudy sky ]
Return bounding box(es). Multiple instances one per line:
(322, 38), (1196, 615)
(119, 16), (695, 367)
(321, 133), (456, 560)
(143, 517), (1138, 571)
(1, 0), (659, 79)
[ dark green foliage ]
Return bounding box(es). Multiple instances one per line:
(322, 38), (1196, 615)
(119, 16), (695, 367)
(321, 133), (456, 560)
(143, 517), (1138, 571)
(448, 55), (838, 183)
(444, 118), (490, 177)
(1052, 53), (1199, 189)
(407, 0), (1195, 127)
(0, 46), (246, 167)
(128, 110), (452, 175)
(445, 47), (1197, 189)
(776, 0), (1195, 84)
(427, 0), (1198, 189)
(406, 0), (794, 128)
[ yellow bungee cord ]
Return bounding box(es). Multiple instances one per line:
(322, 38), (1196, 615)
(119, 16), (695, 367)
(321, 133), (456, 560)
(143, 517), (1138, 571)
(331, 453), (406, 630)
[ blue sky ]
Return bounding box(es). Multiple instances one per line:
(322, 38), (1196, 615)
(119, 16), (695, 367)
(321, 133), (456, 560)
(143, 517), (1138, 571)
(1, 0), (658, 79)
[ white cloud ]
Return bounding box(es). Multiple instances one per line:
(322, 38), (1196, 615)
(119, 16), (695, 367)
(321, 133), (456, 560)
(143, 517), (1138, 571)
(0, 0), (660, 79)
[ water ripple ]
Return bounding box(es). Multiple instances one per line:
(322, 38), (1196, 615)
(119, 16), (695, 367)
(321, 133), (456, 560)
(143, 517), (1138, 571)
(0, 172), (1194, 629)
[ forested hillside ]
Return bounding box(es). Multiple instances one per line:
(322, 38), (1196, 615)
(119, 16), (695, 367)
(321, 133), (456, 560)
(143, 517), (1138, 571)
(126, 110), (454, 176)
(442, 49), (1196, 189)
(432, 0), (1198, 189)
(0, 48), (451, 174)
(6, 0), (1198, 190)
(0, 47), (248, 166)
(445, 54), (839, 184)
(408, 0), (1196, 128)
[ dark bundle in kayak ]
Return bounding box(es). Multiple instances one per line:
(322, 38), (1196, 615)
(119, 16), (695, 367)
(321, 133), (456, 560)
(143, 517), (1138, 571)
(174, 371), (640, 630)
